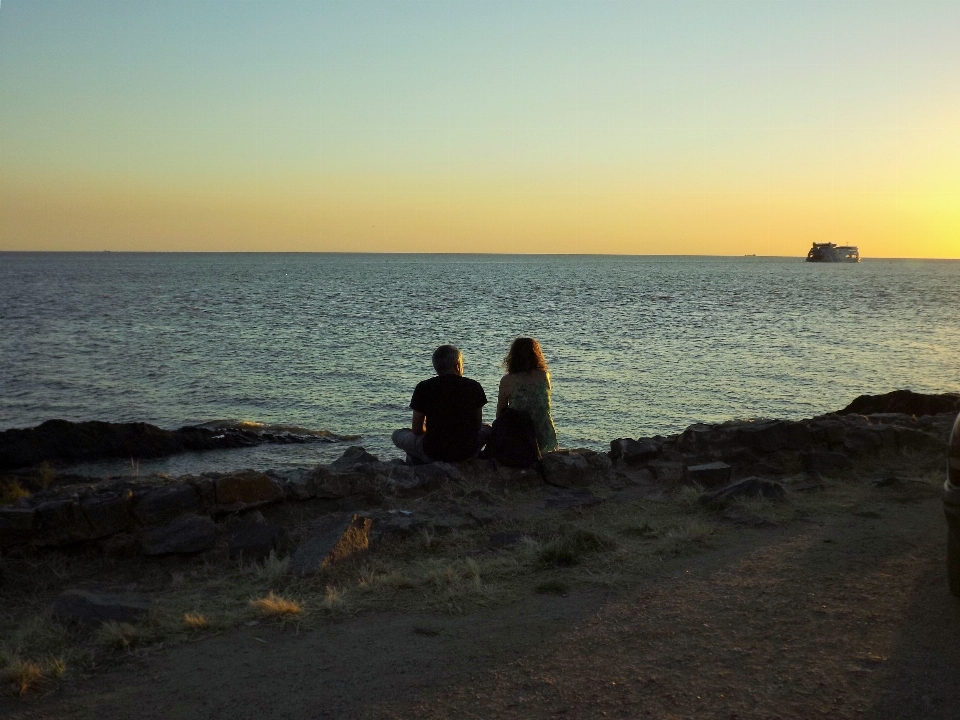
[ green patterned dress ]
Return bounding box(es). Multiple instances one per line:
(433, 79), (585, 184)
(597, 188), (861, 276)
(507, 378), (559, 453)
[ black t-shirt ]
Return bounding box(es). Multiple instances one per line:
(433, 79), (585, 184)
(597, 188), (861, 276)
(410, 375), (488, 462)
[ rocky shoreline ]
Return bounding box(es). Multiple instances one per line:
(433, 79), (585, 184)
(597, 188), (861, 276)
(2, 391), (957, 572)
(0, 419), (355, 473)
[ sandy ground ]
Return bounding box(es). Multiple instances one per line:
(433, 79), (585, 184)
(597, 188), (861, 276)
(3, 488), (959, 720)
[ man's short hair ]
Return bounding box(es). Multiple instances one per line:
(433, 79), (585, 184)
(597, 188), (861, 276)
(432, 344), (462, 374)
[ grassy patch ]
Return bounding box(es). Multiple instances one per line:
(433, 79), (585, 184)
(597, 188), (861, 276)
(534, 579), (570, 595)
(182, 613), (209, 631)
(536, 527), (618, 568)
(0, 480), (30, 506)
(250, 591), (302, 619)
(95, 622), (139, 650)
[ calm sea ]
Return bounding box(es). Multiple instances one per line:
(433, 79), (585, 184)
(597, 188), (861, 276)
(2, 252), (958, 476)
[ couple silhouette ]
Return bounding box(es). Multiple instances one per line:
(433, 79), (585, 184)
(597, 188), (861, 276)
(391, 338), (558, 466)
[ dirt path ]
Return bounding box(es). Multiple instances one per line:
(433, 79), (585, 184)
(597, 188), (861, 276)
(5, 496), (959, 720)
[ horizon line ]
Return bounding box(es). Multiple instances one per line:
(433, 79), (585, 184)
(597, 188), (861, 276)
(1, 250), (958, 261)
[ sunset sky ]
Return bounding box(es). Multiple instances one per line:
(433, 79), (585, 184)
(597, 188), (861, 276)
(1, 1), (957, 257)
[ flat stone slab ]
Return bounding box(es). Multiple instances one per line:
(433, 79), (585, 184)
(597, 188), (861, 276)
(700, 477), (787, 508)
(290, 514), (372, 575)
(684, 461), (732, 488)
(49, 589), (151, 624)
(142, 514), (216, 555)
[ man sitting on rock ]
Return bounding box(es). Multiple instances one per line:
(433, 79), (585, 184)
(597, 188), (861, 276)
(392, 344), (491, 464)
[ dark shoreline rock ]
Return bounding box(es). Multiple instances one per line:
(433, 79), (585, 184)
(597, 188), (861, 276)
(838, 390), (960, 418)
(0, 419), (352, 471)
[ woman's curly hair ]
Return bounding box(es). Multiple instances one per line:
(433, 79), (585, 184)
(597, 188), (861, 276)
(503, 337), (549, 374)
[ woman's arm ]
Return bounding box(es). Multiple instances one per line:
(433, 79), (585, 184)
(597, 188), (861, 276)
(495, 375), (511, 419)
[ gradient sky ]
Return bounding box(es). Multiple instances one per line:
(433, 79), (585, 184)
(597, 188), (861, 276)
(1, 1), (958, 256)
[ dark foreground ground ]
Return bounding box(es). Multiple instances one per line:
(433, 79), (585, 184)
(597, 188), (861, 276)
(4, 491), (958, 720)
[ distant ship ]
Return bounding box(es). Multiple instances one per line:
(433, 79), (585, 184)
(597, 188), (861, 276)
(806, 243), (860, 263)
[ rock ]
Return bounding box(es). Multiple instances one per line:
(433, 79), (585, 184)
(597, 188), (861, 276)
(609, 438), (661, 464)
(540, 450), (610, 488)
(735, 420), (810, 453)
(289, 514), (372, 574)
(800, 451), (853, 476)
(81, 490), (133, 538)
(0, 418), (350, 472)
(699, 478), (786, 508)
(646, 460), (686, 485)
(309, 465), (384, 499)
(188, 475), (217, 509)
(215, 471), (284, 511)
(330, 446), (380, 471)
(683, 461), (732, 488)
(272, 470), (314, 500)
(133, 484), (198, 525)
(141, 514), (216, 555)
(383, 464), (424, 496)
(34, 499), (93, 545)
(223, 512), (282, 560)
(838, 390), (960, 418)
(411, 462), (465, 490)
(49, 589), (151, 624)
(0, 507), (35, 546)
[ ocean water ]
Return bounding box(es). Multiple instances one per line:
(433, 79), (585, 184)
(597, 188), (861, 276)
(2, 252), (958, 476)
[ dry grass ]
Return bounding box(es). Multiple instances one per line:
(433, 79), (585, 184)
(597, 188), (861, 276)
(1, 658), (44, 696)
(674, 483), (705, 513)
(36, 462), (56, 490)
(250, 551), (290, 585)
(96, 622), (139, 650)
(0, 479), (30, 505)
(182, 613), (209, 631)
(250, 591), (302, 619)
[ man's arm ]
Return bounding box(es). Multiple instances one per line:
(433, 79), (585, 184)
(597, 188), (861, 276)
(411, 410), (426, 435)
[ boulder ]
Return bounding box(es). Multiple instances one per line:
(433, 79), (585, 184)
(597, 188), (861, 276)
(215, 471), (284, 511)
(541, 449), (612, 488)
(683, 461), (732, 489)
(0, 507), (35, 547)
(646, 460), (686, 485)
(735, 420), (810, 453)
(133, 484), (198, 525)
(609, 438), (661, 464)
(34, 499), (93, 545)
(382, 464), (423, 495)
(272, 470), (314, 500)
(838, 390), (960, 418)
(699, 478), (786, 508)
(800, 451), (852, 476)
(289, 514), (372, 574)
(223, 512), (282, 560)
(309, 465), (385, 499)
(330, 446), (380, 471)
(141, 514), (216, 555)
(49, 589), (151, 624)
(411, 462), (465, 491)
(81, 490), (133, 538)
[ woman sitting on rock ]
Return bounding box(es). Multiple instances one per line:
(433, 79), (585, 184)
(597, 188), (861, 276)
(496, 337), (559, 455)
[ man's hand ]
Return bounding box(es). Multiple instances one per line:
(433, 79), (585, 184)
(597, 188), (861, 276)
(412, 410), (426, 435)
